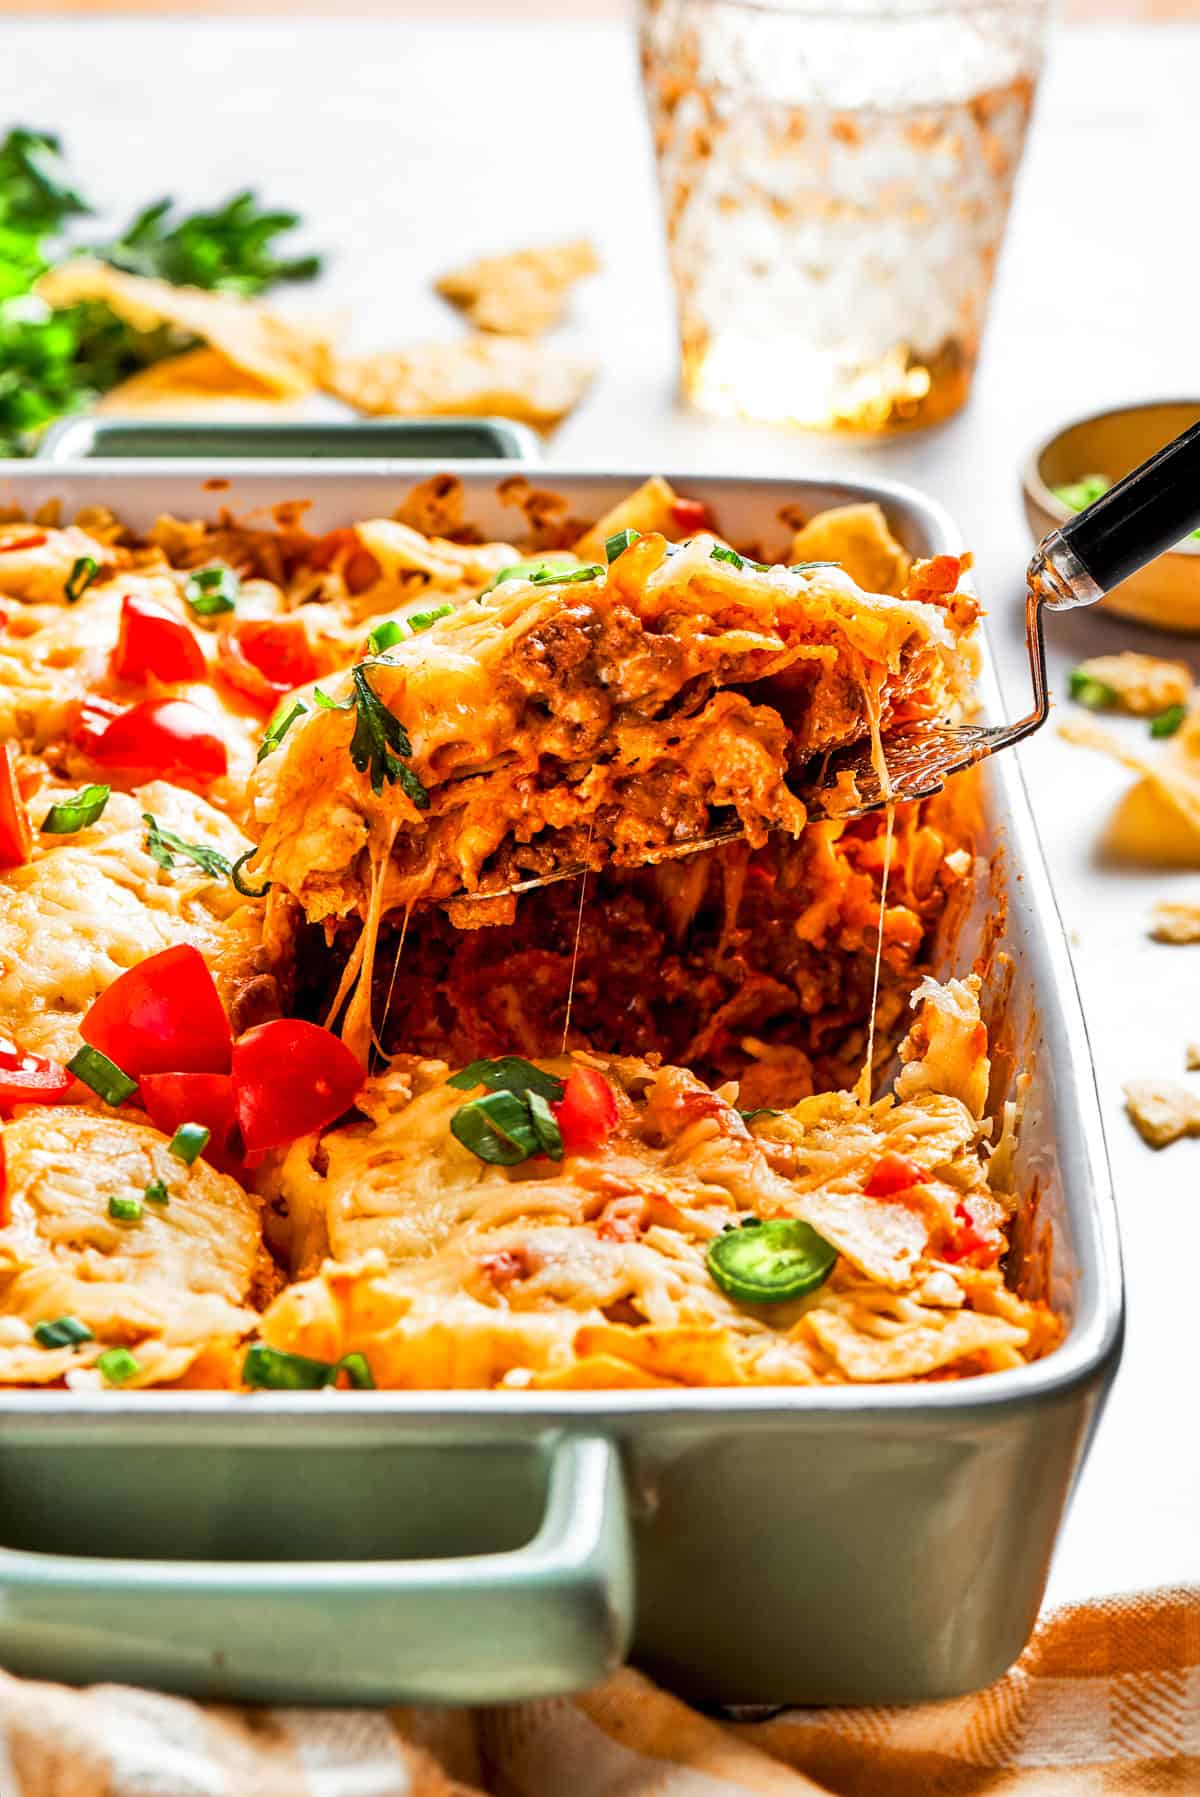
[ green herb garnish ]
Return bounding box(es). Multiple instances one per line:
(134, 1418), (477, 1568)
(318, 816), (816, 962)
(256, 697), (307, 763)
(168, 1123), (210, 1165)
(788, 560), (839, 573)
(64, 554), (100, 603)
(483, 553), (577, 594)
(1068, 669), (1118, 710)
(738, 1107), (782, 1124)
(706, 1217), (837, 1305)
(96, 1346), (139, 1385)
(316, 663), (429, 804)
(67, 1044), (137, 1106)
(406, 603), (453, 632)
(1150, 704), (1187, 739)
(1052, 474), (1111, 513)
(450, 1089), (542, 1166)
(40, 783), (110, 834)
(0, 129), (89, 235)
(230, 848), (271, 898)
(605, 528), (640, 563)
(527, 1088), (564, 1161)
(447, 1056), (566, 1103)
(710, 543), (745, 570)
(33, 1314), (93, 1349)
(108, 1194), (142, 1223)
(184, 565), (239, 616)
(242, 1344), (376, 1391)
(530, 562), (604, 586)
(144, 1178), (169, 1205)
(143, 812), (232, 880)
(367, 619), (405, 654)
(91, 190), (322, 296)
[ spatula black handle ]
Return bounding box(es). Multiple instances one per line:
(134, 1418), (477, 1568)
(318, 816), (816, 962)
(1058, 417), (1200, 592)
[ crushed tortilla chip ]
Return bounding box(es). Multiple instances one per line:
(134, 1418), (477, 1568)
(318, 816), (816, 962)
(803, 1307), (1027, 1381)
(1150, 900), (1200, 943)
(1124, 1077), (1200, 1148)
(1072, 651), (1193, 716)
(96, 346), (302, 418)
(789, 502), (911, 598)
(320, 335), (595, 430)
(1187, 1045), (1200, 1071)
(1060, 712), (1200, 866)
(36, 260), (329, 398)
(435, 238), (599, 336)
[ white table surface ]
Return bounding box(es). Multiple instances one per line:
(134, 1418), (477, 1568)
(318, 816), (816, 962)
(11, 14), (1200, 1612)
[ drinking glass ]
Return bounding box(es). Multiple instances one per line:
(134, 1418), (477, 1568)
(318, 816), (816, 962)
(640, 0), (1049, 433)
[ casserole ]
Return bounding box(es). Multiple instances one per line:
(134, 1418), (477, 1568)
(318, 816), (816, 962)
(0, 445), (1122, 1708)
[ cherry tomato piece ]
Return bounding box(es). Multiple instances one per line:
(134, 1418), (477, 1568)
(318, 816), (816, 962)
(0, 745), (32, 869)
(216, 618), (318, 711)
(232, 1018), (364, 1153)
(552, 1066), (619, 1156)
(111, 593), (206, 685)
(670, 497), (710, 534)
(0, 1038), (73, 1110)
(864, 1151), (925, 1199)
(80, 944), (233, 1078)
(140, 1071), (240, 1172)
(0, 533), (47, 554)
(89, 698), (228, 783)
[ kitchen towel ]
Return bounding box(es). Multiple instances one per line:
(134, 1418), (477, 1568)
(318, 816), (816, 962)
(0, 1585), (1195, 1795)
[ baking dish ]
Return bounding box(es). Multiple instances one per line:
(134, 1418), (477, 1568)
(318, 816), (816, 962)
(0, 444), (1123, 1710)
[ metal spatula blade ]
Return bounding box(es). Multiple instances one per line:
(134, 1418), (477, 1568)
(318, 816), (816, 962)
(454, 421), (1200, 903)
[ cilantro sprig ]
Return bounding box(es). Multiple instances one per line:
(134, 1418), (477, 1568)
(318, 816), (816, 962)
(315, 663), (429, 805)
(143, 812), (233, 880)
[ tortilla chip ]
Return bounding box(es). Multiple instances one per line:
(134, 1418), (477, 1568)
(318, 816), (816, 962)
(1188, 1044), (1200, 1072)
(795, 1188), (928, 1287)
(804, 1307), (1027, 1381)
(36, 260), (327, 397)
(96, 346), (302, 418)
(789, 502), (911, 597)
(1072, 652), (1192, 717)
(525, 1354), (678, 1391)
(436, 238), (599, 336)
(1124, 1077), (1200, 1148)
(321, 336), (595, 430)
(572, 1323), (751, 1386)
(1150, 900), (1200, 943)
(1061, 713), (1200, 866)
(571, 476), (682, 562)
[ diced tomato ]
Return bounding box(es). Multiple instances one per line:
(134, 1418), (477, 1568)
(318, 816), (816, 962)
(81, 944), (233, 1078)
(111, 593), (207, 685)
(140, 1071), (240, 1172)
(0, 1038), (73, 1110)
(0, 1135), (6, 1227)
(944, 1198), (1002, 1267)
(89, 698), (228, 783)
(0, 533), (47, 554)
(215, 618), (318, 711)
(232, 1018), (364, 1153)
(479, 1248), (529, 1288)
(907, 555), (964, 602)
(72, 693), (125, 752)
(0, 609), (8, 631)
(552, 1066), (619, 1156)
(670, 497), (710, 534)
(0, 745), (32, 869)
(864, 1151), (925, 1199)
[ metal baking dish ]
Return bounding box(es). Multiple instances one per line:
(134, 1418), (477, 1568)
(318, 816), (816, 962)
(0, 440), (1123, 1710)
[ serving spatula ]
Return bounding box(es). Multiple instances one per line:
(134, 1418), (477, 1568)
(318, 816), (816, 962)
(462, 419), (1200, 901)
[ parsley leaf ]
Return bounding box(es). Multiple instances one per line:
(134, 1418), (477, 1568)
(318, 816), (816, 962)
(320, 664), (429, 804)
(143, 812), (233, 880)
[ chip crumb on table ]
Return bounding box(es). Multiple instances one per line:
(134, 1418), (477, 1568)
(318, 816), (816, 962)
(1124, 1076), (1200, 1148)
(1150, 900), (1200, 943)
(435, 238), (600, 336)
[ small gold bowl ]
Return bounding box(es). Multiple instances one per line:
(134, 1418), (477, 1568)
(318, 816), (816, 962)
(1022, 399), (1200, 632)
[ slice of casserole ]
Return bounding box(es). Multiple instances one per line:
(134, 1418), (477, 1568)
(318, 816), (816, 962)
(245, 534), (975, 925)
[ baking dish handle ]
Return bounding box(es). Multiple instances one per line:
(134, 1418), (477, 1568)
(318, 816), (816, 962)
(0, 1432), (632, 1704)
(34, 416), (542, 462)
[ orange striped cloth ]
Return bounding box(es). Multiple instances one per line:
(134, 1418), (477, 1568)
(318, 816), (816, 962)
(0, 1587), (1195, 1795)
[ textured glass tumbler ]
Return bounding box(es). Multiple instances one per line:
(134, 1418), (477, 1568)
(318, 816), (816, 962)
(640, 0), (1049, 433)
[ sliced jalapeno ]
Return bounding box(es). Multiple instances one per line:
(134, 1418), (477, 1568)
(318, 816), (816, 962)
(706, 1217), (837, 1304)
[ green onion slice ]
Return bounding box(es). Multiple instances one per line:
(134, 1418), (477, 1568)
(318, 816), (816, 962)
(527, 1088), (564, 1161)
(33, 1315), (93, 1349)
(257, 698), (308, 763)
(40, 783), (110, 834)
(1068, 669), (1118, 709)
(483, 553), (577, 594)
(530, 562), (604, 586)
(1052, 475), (1111, 513)
(450, 1089), (540, 1165)
(64, 555), (100, 604)
(710, 543), (745, 569)
(184, 564), (240, 616)
(67, 1044), (137, 1106)
(605, 528), (640, 563)
(96, 1346), (140, 1385)
(230, 848), (271, 898)
(168, 1122), (210, 1165)
(367, 619), (405, 654)
(447, 1056), (564, 1103)
(108, 1194), (143, 1223)
(144, 1178), (169, 1205)
(788, 560), (839, 574)
(242, 1343), (376, 1390)
(739, 1107), (782, 1124)
(1150, 704), (1187, 739)
(406, 603), (453, 633)
(706, 1217), (837, 1304)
